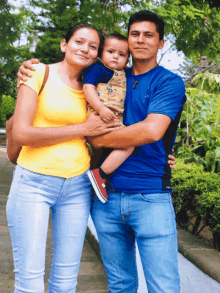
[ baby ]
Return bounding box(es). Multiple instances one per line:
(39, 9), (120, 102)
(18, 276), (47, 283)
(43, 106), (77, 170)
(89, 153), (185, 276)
(83, 33), (134, 203)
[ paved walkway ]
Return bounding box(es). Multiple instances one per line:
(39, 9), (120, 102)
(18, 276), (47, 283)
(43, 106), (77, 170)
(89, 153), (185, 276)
(0, 148), (108, 293)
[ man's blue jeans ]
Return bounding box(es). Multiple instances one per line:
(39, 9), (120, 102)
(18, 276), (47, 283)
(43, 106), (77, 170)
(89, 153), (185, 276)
(6, 165), (92, 293)
(91, 191), (180, 293)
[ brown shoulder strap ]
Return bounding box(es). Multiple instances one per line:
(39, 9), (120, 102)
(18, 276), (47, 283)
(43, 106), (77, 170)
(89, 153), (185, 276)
(38, 64), (49, 96)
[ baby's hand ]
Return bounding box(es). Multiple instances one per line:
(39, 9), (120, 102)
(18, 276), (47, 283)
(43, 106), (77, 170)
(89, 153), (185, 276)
(99, 106), (117, 122)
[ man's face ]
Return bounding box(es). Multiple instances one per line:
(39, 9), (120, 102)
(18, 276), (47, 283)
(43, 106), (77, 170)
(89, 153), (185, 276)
(128, 21), (164, 62)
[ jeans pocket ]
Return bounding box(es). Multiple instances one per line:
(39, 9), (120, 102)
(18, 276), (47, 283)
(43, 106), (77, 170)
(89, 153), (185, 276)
(18, 166), (45, 185)
(9, 165), (25, 191)
(16, 166), (46, 197)
(21, 167), (41, 178)
(139, 192), (171, 203)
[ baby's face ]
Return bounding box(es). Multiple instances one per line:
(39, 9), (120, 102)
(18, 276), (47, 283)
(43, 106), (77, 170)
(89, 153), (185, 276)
(101, 38), (129, 71)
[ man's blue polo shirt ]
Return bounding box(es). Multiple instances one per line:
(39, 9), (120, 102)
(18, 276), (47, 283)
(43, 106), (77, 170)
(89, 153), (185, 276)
(108, 65), (186, 194)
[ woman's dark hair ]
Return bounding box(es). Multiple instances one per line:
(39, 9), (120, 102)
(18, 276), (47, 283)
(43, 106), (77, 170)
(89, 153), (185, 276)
(128, 10), (165, 41)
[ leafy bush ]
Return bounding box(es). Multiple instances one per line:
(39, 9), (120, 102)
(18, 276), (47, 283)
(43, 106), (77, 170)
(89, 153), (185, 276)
(0, 94), (16, 127)
(171, 159), (220, 250)
(192, 72), (220, 93)
(176, 85), (220, 173)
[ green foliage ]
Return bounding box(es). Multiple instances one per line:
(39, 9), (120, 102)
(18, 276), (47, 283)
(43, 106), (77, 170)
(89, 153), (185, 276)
(172, 159), (219, 213)
(29, 0), (135, 64)
(142, 0), (220, 64)
(192, 72), (220, 93)
(0, 1), (34, 98)
(34, 33), (63, 64)
(176, 72), (220, 173)
(171, 159), (220, 249)
(28, 0), (220, 65)
(31, 0), (220, 64)
(86, 142), (93, 155)
(1, 0), (219, 99)
(0, 95), (16, 127)
(198, 191), (220, 235)
(0, 95), (2, 127)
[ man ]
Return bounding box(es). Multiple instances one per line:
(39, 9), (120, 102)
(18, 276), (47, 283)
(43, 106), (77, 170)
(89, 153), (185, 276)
(89, 10), (186, 293)
(16, 10), (185, 293)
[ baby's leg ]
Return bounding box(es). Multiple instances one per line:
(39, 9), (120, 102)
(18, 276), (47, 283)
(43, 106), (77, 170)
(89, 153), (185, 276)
(101, 147), (134, 175)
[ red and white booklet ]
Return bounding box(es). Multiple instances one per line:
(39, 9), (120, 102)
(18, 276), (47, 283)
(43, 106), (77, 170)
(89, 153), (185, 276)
(87, 169), (108, 203)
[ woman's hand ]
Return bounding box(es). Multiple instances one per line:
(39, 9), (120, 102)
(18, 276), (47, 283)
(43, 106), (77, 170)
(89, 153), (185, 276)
(168, 152), (176, 170)
(17, 58), (40, 88)
(84, 112), (121, 137)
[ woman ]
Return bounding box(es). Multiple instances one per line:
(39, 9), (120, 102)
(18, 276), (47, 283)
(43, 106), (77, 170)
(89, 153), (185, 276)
(6, 23), (120, 293)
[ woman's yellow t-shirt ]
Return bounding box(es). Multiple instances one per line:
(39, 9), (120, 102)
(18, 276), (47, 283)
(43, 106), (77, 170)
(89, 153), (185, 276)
(17, 63), (90, 178)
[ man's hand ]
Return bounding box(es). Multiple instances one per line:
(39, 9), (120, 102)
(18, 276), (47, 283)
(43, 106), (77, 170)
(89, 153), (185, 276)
(17, 58), (40, 88)
(168, 154), (176, 170)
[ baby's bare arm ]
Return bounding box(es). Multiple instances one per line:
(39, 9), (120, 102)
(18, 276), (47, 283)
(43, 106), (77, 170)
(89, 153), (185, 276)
(83, 84), (116, 122)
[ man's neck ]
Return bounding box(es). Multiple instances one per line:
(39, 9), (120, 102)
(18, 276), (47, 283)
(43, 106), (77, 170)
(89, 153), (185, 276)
(132, 59), (158, 75)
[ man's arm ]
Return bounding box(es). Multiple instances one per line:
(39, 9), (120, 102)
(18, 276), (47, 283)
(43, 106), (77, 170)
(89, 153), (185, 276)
(88, 113), (171, 149)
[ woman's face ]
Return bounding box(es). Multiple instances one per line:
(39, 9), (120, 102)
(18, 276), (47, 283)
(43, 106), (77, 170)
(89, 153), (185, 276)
(61, 27), (100, 69)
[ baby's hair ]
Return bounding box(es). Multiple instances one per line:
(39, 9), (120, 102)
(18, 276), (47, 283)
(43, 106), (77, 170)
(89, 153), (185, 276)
(105, 32), (128, 42)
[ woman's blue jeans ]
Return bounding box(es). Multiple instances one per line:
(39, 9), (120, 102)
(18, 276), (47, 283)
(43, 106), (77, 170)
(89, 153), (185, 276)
(6, 165), (92, 293)
(91, 191), (180, 293)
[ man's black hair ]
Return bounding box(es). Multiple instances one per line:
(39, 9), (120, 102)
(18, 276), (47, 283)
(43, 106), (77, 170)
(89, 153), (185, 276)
(128, 10), (165, 41)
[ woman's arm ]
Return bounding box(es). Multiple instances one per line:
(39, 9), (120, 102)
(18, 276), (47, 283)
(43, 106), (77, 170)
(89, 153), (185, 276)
(12, 84), (121, 148)
(6, 115), (22, 164)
